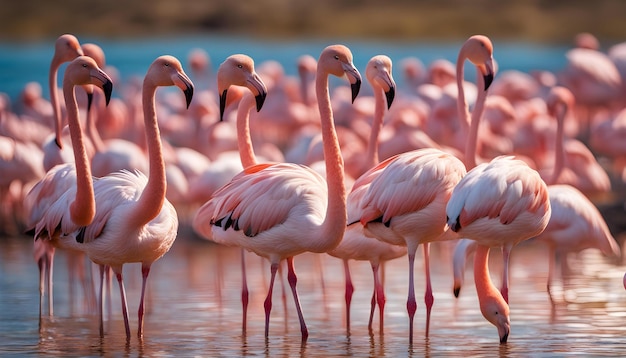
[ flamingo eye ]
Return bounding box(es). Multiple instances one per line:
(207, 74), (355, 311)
(334, 55), (339, 60)
(238, 64), (243, 69)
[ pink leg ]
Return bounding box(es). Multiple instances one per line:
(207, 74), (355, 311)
(423, 243), (433, 337)
(286, 257), (308, 341)
(372, 261), (386, 335)
(547, 246), (556, 304)
(343, 259), (354, 333)
(278, 261), (288, 330)
(241, 248), (249, 335)
(500, 244), (512, 304)
(47, 247), (54, 317)
(138, 265), (151, 338)
(38, 257), (45, 318)
(98, 264), (106, 337)
(114, 269), (131, 339)
(407, 248), (417, 345)
(264, 262), (279, 338)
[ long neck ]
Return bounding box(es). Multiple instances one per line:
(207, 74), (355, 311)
(62, 82), (95, 227)
(550, 107), (566, 185)
(128, 82), (167, 227)
(85, 89), (105, 153)
(363, 86), (385, 171)
(473, 244), (502, 308)
(237, 92), (257, 168)
(456, 54), (471, 141)
(315, 69), (347, 249)
(49, 59), (64, 148)
(460, 61), (488, 170)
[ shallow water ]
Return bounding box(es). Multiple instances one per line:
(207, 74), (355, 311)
(1, 229), (625, 357)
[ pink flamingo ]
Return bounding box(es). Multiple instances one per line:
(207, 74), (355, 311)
(24, 56), (112, 318)
(541, 86), (611, 198)
(193, 44), (361, 341)
(446, 35), (552, 344)
(451, 184), (620, 303)
(327, 55), (406, 335)
(80, 56), (192, 339)
(446, 156), (551, 343)
(192, 53), (267, 334)
(353, 148), (465, 343)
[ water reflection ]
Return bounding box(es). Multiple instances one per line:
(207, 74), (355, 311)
(1, 232), (626, 356)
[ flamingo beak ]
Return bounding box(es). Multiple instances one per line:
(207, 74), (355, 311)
(385, 86), (395, 110)
(102, 80), (112, 106)
(219, 90), (228, 121)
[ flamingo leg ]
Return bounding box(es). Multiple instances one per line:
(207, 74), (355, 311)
(47, 248), (54, 317)
(37, 256), (45, 318)
(98, 264), (106, 337)
(264, 262), (279, 338)
(423, 243), (433, 337)
(372, 261), (386, 335)
(138, 265), (151, 338)
(286, 257), (308, 341)
(241, 248), (249, 335)
(343, 259), (354, 334)
(407, 248), (418, 345)
(547, 246), (556, 304)
(114, 269), (131, 339)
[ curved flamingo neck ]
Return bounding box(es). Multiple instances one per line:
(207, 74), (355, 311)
(62, 80), (95, 227)
(128, 81), (167, 227)
(458, 57), (488, 170)
(473, 244), (504, 310)
(315, 67), (347, 249)
(49, 59), (64, 148)
(237, 92), (258, 168)
(85, 90), (106, 153)
(363, 87), (385, 171)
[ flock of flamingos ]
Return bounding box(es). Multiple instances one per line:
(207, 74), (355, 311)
(1, 32), (626, 345)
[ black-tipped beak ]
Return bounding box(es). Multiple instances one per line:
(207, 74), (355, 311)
(453, 287), (460, 298)
(54, 136), (63, 149)
(184, 85), (194, 109)
(351, 78), (361, 104)
(219, 90), (228, 121)
(484, 73), (494, 91)
(102, 80), (112, 106)
(86, 92), (93, 112)
(255, 91), (267, 112)
(385, 86), (395, 110)
(500, 332), (509, 344)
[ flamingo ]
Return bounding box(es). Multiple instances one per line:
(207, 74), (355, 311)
(24, 56), (112, 318)
(446, 36), (552, 344)
(451, 184), (620, 304)
(541, 86), (610, 198)
(83, 56), (192, 339)
(193, 44), (362, 341)
(326, 55), (406, 335)
(193, 53), (267, 334)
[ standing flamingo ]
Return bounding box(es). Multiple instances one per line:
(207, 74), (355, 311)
(326, 55), (406, 335)
(83, 56), (192, 339)
(193, 44), (361, 341)
(25, 56), (112, 318)
(446, 35), (552, 344)
(193, 53), (267, 334)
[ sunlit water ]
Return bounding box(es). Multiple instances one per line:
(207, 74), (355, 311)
(2, 228), (626, 356)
